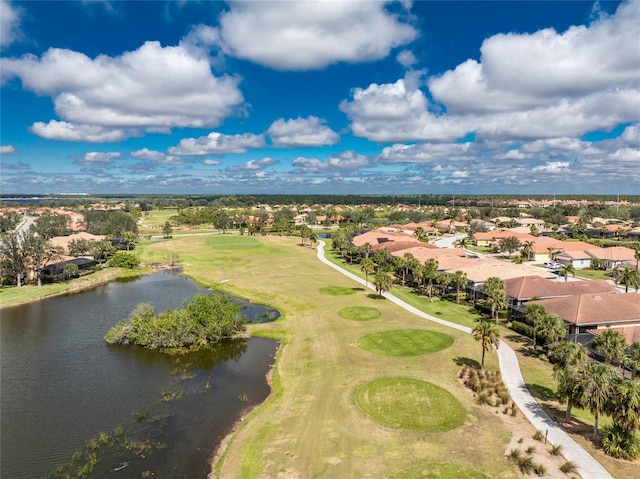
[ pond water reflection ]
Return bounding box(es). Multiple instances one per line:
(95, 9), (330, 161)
(0, 270), (278, 479)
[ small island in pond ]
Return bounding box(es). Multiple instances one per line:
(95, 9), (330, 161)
(105, 293), (247, 350)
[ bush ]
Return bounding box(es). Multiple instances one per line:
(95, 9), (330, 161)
(107, 251), (140, 269)
(105, 293), (247, 350)
(601, 424), (640, 460)
(510, 320), (534, 338)
(559, 461), (577, 474)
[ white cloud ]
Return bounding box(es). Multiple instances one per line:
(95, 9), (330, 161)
(428, 0), (640, 112)
(30, 121), (136, 143)
(396, 49), (418, 68)
(73, 151), (121, 166)
(203, 159), (221, 166)
(232, 157), (278, 171)
(327, 150), (370, 169)
(2, 39), (244, 141)
(169, 132), (265, 155)
(343, 2), (640, 144)
(215, 0), (417, 70)
(532, 161), (571, 173)
(0, 1), (22, 47)
(130, 148), (186, 165)
(0, 145), (18, 155)
(341, 77), (470, 142)
(267, 116), (339, 147)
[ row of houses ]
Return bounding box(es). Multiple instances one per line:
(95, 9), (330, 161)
(350, 227), (640, 348)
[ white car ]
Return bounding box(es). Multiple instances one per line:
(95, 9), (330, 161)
(544, 261), (562, 269)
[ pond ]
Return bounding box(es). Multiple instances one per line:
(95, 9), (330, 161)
(0, 269), (279, 479)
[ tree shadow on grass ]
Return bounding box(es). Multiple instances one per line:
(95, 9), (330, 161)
(526, 383), (556, 402)
(352, 287), (365, 292)
(454, 357), (481, 369)
(367, 293), (385, 300)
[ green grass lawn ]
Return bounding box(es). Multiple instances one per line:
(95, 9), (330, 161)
(574, 269), (614, 281)
(355, 377), (466, 431)
(319, 285), (359, 295)
(133, 235), (516, 479)
(358, 329), (454, 357)
(338, 306), (381, 322)
(387, 463), (490, 479)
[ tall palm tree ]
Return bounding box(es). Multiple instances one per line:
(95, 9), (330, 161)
(360, 258), (376, 291)
(453, 236), (469, 250)
(472, 320), (500, 370)
(423, 258), (439, 298)
(521, 240), (535, 260)
(555, 365), (584, 422)
(483, 276), (507, 323)
(452, 270), (468, 304)
(581, 362), (617, 438)
(524, 303), (546, 348)
(592, 329), (627, 365)
(558, 263), (576, 282)
(373, 271), (393, 298)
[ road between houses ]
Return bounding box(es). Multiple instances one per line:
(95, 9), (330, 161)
(315, 240), (615, 479)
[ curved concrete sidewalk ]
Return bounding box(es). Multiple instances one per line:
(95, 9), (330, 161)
(316, 241), (614, 479)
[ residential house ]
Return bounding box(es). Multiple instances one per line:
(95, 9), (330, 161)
(586, 246), (637, 270)
(532, 293), (640, 341)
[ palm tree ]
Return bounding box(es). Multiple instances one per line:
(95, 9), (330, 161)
(483, 276), (506, 323)
(452, 270), (468, 304)
(535, 313), (567, 347)
(392, 255), (408, 286)
(373, 271), (393, 298)
(360, 258), (376, 291)
(423, 258), (439, 298)
(453, 236), (469, 250)
(549, 340), (587, 371)
(581, 362), (617, 438)
(472, 320), (500, 370)
(610, 378), (640, 434)
(521, 240), (535, 260)
(555, 366), (584, 422)
(558, 263), (576, 282)
(413, 226), (425, 241)
(616, 266), (640, 293)
(592, 329), (627, 365)
(524, 303), (546, 348)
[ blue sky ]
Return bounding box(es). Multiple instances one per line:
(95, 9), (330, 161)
(1, 0), (638, 195)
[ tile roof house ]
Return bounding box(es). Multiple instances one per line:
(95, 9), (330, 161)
(504, 275), (617, 307)
(585, 246), (637, 270)
(532, 293), (640, 336)
(351, 228), (421, 247)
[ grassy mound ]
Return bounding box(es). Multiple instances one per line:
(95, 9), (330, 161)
(358, 329), (453, 356)
(206, 236), (262, 250)
(387, 463), (490, 479)
(355, 377), (465, 431)
(338, 306), (381, 322)
(319, 286), (357, 295)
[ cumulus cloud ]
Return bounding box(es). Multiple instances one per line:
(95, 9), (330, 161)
(2, 38), (245, 141)
(215, 0), (417, 70)
(532, 161), (572, 173)
(203, 159), (221, 166)
(0, 145), (18, 155)
(0, 161), (29, 170)
(230, 157), (278, 171)
(343, 1), (640, 143)
(396, 49), (418, 68)
(0, 0), (22, 47)
(267, 116), (339, 147)
(29, 120), (139, 143)
(130, 148), (186, 165)
(291, 150), (372, 173)
(73, 151), (121, 166)
(169, 132), (265, 155)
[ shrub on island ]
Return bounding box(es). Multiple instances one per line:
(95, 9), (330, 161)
(105, 293), (246, 350)
(107, 251), (141, 269)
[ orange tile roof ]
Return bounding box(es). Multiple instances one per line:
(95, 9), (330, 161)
(504, 276), (616, 300)
(533, 293), (640, 326)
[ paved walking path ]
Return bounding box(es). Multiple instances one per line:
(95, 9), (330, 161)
(316, 241), (614, 479)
